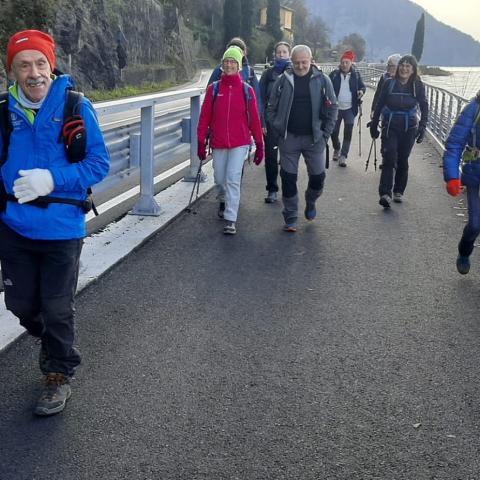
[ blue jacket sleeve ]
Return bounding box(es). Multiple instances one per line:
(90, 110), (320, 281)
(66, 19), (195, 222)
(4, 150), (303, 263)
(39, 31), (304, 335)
(207, 66), (221, 86)
(49, 98), (110, 191)
(415, 81), (428, 130)
(443, 100), (478, 181)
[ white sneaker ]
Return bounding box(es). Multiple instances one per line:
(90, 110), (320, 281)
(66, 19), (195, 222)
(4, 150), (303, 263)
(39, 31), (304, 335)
(223, 221), (236, 235)
(393, 192), (403, 203)
(338, 155), (347, 167)
(333, 149), (340, 161)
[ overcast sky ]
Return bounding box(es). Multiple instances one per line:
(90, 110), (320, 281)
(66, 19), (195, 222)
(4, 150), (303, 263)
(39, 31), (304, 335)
(410, 0), (480, 41)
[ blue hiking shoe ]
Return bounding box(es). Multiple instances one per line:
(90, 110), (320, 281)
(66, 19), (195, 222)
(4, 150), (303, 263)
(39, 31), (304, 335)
(304, 203), (316, 221)
(283, 222), (297, 233)
(456, 255), (470, 275)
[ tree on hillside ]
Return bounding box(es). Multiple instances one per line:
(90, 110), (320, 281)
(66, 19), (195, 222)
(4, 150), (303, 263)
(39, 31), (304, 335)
(241, 0), (254, 42)
(282, 0), (309, 44)
(411, 12), (425, 62)
(336, 33), (367, 61)
(223, 0), (242, 44)
(266, 0), (283, 42)
(303, 16), (330, 61)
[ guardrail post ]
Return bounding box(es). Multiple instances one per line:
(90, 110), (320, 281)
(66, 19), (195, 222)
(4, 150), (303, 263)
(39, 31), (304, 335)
(184, 94), (206, 182)
(131, 105), (161, 216)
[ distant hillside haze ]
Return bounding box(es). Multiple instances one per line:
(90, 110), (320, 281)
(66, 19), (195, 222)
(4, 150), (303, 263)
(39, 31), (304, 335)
(305, 0), (480, 66)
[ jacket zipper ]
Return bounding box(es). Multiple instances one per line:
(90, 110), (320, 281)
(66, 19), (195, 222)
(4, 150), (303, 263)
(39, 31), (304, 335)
(227, 85), (232, 147)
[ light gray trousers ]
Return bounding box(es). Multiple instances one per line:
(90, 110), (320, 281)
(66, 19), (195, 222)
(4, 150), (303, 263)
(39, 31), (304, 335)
(213, 146), (249, 222)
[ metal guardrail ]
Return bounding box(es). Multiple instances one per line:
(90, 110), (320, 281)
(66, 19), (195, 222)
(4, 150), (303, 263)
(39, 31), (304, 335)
(346, 64), (470, 146)
(93, 87), (204, 215)
(255, 63), (469, 149)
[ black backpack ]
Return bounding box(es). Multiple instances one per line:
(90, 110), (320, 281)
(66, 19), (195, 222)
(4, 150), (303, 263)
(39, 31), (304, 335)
(0, 89), (98, 215)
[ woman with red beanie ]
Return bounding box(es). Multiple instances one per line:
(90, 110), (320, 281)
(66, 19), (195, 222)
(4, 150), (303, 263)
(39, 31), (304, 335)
(197, 46), (264, 235)
(443, 91), (480, 274)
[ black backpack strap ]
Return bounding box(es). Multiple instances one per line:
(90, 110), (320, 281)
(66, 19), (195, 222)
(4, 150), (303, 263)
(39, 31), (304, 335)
(63, 90), (98, 215)
(64, 89), (84, 118)
(0, 91), (12, 167)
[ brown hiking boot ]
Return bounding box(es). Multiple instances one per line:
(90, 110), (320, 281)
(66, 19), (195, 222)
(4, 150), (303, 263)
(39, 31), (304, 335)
(34, 373), (72, 416)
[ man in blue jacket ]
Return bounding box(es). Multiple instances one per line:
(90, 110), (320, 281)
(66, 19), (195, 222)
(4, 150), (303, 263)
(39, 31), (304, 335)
(329, 50), (366, 167)
(0, 30), (109, 416)
(443, 91), (480, 274)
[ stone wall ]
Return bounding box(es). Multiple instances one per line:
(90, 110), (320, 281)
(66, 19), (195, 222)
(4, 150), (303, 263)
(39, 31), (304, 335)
(1, 0), (201, 90)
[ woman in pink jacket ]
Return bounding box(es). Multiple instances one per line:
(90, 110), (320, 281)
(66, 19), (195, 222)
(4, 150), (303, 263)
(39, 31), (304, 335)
(197, 46), (264, 235)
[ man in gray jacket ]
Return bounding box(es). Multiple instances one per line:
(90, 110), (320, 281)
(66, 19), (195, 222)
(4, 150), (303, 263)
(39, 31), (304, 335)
(266, 45), (338, 232)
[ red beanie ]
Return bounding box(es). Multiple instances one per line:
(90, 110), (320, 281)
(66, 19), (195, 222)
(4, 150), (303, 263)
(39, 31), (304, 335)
(341, 50), (356, 62)
(6, 30), (56, 71)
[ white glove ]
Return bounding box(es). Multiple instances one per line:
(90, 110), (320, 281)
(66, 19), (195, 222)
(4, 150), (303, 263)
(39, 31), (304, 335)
(13, 169), (54, 204)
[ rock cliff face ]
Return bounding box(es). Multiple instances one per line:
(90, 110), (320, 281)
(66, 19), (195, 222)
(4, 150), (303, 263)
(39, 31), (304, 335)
(1, 0), (200, 90)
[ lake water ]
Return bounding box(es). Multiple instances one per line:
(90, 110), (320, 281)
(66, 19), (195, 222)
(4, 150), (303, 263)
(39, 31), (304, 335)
(423, 67), (480, 99)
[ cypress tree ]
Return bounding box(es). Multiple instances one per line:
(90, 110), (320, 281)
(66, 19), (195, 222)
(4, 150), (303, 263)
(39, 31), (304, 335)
(241, 0), (254, 42)
(266, 0), (283, 42)
(223, 0), (242, 45)
(411, 12), (425, 62)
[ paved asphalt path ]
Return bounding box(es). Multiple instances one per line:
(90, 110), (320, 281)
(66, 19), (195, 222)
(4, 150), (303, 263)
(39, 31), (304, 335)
(2, 93), (480, 479)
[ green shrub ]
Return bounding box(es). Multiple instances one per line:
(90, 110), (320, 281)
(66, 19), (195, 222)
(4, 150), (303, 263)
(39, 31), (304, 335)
(85, 82), (179, 102)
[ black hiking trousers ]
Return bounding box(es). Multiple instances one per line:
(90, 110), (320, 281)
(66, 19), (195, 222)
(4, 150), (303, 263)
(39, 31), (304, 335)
(264, 127), (279, 193)
(0, 220), (83, 376)
(378, 126), (417, 197)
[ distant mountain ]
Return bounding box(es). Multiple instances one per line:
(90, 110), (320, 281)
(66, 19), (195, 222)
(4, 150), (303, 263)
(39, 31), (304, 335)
(304, 0), (480, 66)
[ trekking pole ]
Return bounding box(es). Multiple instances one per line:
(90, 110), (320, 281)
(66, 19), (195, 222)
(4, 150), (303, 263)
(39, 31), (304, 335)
(365, 138), (375, 172)
(185, 161), (203, 214)
(358, 101), (363, 157)
(373, 138), (378, 171)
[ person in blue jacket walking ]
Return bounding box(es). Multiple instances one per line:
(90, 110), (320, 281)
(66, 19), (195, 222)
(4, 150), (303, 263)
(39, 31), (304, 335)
(0, 30), (110, 416)
(208, 37), (262, 117)
(329, 50), (366, 167)
(443, 91), (480, 274)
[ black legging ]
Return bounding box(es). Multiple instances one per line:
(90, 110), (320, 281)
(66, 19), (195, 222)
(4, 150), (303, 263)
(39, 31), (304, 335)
(378, 127), (416, 197)
(264, 128), (279, 193)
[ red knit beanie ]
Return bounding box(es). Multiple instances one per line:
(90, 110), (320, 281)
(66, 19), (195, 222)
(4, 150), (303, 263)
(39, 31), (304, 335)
(341, 50), (356, 62)
(7, 30), (56, 71)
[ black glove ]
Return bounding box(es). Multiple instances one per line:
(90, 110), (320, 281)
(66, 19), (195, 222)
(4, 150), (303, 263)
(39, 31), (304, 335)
(368, 121), (379, 139)
(416, 126), (425, 144)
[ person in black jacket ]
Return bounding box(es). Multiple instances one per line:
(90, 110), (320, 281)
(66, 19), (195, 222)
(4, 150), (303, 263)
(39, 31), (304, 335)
(370, 53), (402, 118)
(259, 41), (291, 203)
(329, 50), (366, 167)
(369, 55), (428, 208)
